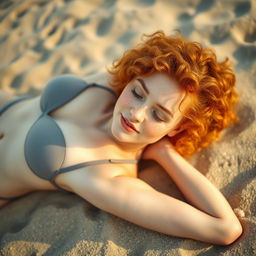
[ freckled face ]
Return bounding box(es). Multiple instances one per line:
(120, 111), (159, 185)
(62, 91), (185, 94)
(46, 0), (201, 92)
(111, 72), (184, 145)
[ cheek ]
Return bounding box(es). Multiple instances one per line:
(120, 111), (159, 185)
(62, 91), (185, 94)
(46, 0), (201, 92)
(116, 90), (133, 109)
(143, 123), (167, 138)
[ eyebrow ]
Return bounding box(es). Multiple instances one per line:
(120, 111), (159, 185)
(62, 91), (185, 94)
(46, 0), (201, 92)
(137, 78), (174, 118)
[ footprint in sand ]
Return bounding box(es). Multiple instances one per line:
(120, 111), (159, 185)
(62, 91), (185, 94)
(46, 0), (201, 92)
(96, 0), (117, 38)
(178, 12), (194, 23)
(74, 17), (90, 28)
(178, 0), (215, 37)
(11, 74), (24, 89)
(132, 0), (156, 7)
(47, 24), (59, 37)
(51, 57), (65, 75)
(178, 0), (215, 21)
(17, 9), (27, 18)
(178, 23), (195, 37)
(234, 1), (251, 17)
(118, 31), (138, 45)
(38, 1), (48, 7)
(178, 6), (195, 36)
(233, 45), (256, 70)
(11, 20), (19, 29)
(0, 33), (8, 44)
(97, 14), (115, 37)
(101, 0), (117, 9)
(0, 1), (12, 10)
(233, 18), (256, 44)
(244, 26), (256, 43)
(210, 24), (230, 44)
(195, 0), (215, 15)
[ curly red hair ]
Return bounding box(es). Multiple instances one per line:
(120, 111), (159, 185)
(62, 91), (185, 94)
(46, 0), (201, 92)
(108, 31), (239, 157)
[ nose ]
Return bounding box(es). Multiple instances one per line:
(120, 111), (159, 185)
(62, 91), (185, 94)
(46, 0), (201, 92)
(130, 105), (147, 123)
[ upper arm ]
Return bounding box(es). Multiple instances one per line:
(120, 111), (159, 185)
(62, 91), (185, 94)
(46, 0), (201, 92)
(72, 175), (226, 243)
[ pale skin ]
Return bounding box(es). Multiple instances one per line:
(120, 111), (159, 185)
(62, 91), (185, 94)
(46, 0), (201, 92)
(0, 72), (242, 245)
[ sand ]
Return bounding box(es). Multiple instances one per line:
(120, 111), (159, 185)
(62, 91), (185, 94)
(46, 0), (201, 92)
(0, 0), (255, 255)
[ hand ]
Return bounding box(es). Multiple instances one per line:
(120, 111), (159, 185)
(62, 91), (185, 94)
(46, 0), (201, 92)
(141, 136), (175, 161)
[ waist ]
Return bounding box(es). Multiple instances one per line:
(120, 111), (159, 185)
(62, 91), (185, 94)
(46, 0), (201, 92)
(0, 97), (41, 175)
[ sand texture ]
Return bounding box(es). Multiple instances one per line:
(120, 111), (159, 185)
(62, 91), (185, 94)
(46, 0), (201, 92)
(0, 0), (255, 255)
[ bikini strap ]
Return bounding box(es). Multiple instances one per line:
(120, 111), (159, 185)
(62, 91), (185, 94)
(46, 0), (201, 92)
(50, 159), (138, 193)
(54, 159), (138, 177)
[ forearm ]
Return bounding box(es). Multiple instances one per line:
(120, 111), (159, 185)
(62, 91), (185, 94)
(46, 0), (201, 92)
(155, 146), (237, 221)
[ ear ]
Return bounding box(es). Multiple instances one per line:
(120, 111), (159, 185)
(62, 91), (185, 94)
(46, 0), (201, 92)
(167, 125), (186, 137)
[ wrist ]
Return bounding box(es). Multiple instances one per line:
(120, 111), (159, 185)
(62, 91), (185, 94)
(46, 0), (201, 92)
(154, 143), (178, 164)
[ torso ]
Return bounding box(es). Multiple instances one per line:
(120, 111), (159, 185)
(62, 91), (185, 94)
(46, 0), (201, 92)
(0, 73), (138, 198)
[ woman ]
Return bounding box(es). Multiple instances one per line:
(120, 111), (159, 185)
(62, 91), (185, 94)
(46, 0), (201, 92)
(0, 31), (242, 245)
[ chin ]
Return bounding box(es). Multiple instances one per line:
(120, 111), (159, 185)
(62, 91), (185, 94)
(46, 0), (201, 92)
(110, 122), (130, 142)
(111, 126), (142, 146)
(112, 131), (135, 144)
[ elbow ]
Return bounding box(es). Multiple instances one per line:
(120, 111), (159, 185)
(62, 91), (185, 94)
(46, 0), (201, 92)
(218, 220), (243, 246)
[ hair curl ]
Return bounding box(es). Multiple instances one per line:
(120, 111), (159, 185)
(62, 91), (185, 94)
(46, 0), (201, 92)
(108, 31), (239, 157)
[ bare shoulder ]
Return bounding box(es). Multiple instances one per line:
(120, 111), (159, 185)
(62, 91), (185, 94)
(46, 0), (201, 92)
(57, 162), (136, 194)
(83, 72), (114, 90)
(69, 168), (155, 212)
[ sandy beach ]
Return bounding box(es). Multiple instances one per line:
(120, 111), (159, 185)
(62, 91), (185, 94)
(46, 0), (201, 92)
(0, 0), (255, 255)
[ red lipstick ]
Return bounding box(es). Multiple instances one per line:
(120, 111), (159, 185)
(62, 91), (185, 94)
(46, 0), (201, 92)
(120, 114), (139, 133)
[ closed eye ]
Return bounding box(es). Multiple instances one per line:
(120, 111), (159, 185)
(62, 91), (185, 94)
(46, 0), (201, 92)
(132, 89), (165, 122)
(131, 88), (143, 99)
(152, 109), (165, 122)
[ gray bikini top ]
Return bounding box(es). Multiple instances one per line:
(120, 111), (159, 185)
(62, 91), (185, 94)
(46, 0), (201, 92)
(24, 74), (138, 192)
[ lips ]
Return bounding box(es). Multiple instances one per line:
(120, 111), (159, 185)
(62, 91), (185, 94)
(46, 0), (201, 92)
(121, 114), (139, 133)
